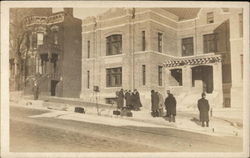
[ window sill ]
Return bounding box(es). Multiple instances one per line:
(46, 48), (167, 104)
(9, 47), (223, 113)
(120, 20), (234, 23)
(104, 86), (123, 89)
(103, 54), (124, 58)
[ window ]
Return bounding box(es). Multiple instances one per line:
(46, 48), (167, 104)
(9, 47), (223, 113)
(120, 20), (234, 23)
(158, 32), (163, 53)
(224, 98), (231, 108)
(87, 70), (90, 89)
(170, 69), (182, 86)
(207, 12), (214, 24)
(142, 31), (146, 51)
(41, 54), (48, 74)
(106, 67), (122, 87)
(203, 33), (217, 53)
(32, 33), (37, 49)
(37, 33), (44, 45)
(239, 13), (243, 37)
(158, 66), (163, 86)
(105, 98), (117, 104)
(241, 54), (243, 79)
(106, 34), (122, 56)
(182, 37), (194, 56)
(54, 33), (58, 45)
(87, 40), (90, 58)
(142, 65), (146, 85)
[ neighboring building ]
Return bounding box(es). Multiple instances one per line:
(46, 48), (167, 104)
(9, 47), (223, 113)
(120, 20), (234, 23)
(9, 8), (82, 98)
(80, 8), (243, 110)
(9, 8), (53, 91)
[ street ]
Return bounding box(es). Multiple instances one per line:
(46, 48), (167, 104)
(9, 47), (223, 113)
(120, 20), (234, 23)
(10, 106), (243, 152)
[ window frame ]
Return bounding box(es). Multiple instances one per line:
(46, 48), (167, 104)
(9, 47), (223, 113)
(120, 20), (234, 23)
(37, 32), (44, 46)
(207, 12), (214, 24)
(181, 37), (194, 56)
(87, 70), (90, 89)
(158, 32), (163, 53)
(142, 31), (146, 51)
(106, 34), (122, 56)
(142, 65), (146, 85)
(158, 66), (163, 86)
(87, 40), (90, 58)
(106, 67), (122, 87)
(239, 13), (243, 38)
(203, 33), (218, 53)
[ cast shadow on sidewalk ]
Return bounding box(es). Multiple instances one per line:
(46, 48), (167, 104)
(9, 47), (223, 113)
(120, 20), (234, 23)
(190, 117), (201, 126)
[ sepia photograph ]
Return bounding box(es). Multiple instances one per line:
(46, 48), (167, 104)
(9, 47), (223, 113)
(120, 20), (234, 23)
(1, 1), (249, 158)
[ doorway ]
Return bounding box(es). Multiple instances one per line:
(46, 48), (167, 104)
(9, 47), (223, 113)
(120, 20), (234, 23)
(192, 65), (213, 93)
(51, 80), (59, 96)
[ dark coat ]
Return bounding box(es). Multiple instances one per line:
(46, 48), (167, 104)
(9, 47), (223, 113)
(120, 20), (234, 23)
(198, 98), (210, 122)
(134, 91), (142, 108)
(117, 90), (124, 109)
(151, 92), (159, 111)
(33, 85), (39, 100)
(164, 94), (176, 115)
(125, 92), (132, 106)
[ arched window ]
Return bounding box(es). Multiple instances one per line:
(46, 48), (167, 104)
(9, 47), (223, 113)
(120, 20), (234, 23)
(106, 34), (122, 56)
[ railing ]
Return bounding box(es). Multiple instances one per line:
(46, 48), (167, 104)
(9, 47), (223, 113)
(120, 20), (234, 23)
(24, 13), (65, 26)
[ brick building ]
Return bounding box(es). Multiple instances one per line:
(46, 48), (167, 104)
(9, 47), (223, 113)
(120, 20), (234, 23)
(9, 8), (82, 98)
(80, 8), (243, 110)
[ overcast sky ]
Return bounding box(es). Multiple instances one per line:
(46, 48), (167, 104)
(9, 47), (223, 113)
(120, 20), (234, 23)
(53, 8), (109, 20)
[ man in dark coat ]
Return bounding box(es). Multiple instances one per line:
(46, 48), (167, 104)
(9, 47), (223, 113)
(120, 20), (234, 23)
(151, 90), (159, 117)
(164, 91), (177, 122)
(117, 89), (124, 109)
(198, 92), (210, 127)
(125, 90), (132, 110)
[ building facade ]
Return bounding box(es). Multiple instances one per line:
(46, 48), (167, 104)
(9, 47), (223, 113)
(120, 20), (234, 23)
(9, 8), (82, 98)
(81, 8), (243, 110)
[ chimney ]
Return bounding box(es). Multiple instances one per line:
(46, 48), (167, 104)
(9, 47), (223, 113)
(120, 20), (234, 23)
(64, 8), (73, 16)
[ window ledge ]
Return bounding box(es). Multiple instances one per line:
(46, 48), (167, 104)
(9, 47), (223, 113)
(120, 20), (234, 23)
(102, 54), (125, 58)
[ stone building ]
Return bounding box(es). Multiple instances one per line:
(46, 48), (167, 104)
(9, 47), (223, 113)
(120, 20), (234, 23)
(80, 8), (243, 110)
(9, 8), (53, 91)
(9, 8), (82, 98)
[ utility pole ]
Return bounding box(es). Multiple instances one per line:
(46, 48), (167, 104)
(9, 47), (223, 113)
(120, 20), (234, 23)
(131, 8), (135, 90)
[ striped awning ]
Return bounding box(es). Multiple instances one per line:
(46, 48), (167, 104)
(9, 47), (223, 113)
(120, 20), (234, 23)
(163, 55), (222, 67)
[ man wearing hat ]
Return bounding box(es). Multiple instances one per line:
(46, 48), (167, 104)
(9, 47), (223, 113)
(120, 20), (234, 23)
(197, 92), (210, 127)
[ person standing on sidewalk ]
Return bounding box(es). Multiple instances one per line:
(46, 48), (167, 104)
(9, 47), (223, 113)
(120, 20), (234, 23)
(125, 90), (132, 110)
(33, 81), (39, 100)
(151, 90), (159, 117)
(157, 91), (164, 117)
(197, 92), (210, 127)
(117, 89), (124, 109)
(164, 91), (177, 122)
(134, 89), (142, 111)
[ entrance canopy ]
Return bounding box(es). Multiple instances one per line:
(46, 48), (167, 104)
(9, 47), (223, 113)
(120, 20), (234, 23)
(163, 54), (221, 68)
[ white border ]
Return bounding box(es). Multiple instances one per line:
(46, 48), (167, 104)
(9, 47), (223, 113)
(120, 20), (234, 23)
(1, 1), (249, 158)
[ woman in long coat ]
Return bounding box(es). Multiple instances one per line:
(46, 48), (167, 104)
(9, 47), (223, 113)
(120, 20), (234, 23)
(134, 89), (142, 110)
(125, 90), (132, 109)
(117, 89), (124, 109)
(158, 92), (164, 117)
(198, 93), (210, 127)
(164, 93), (176, 122)
(151, 90), (159, 117)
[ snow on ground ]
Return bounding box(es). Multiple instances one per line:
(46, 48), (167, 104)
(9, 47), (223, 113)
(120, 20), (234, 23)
(10, 93), (242, 137)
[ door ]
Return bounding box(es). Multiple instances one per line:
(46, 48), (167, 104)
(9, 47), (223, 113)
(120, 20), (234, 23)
(51, 80), (59, 96)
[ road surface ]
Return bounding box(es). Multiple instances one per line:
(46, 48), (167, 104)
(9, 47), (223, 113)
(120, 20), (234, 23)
(10, 106), (243, 152)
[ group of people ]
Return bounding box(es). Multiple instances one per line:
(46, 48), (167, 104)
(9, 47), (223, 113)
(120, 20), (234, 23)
(116, 89), (142, 111)
(151, 90), (210, 127)
(151, 90), (176, 122)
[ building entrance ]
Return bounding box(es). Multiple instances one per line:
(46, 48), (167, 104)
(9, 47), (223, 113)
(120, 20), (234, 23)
(192, 65), (213, 93)
(51, 80), (59, 96)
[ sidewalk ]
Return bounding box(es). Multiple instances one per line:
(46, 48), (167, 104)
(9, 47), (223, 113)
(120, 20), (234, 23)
(10, 93), (243, 137)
